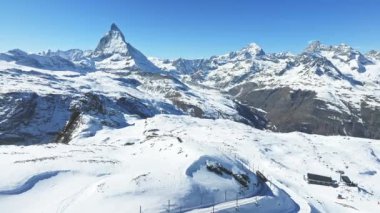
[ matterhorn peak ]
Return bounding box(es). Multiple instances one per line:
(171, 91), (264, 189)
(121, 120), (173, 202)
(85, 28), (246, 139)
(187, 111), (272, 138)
(90, 23), (160, 72)
(110, 23), (121, 32)
(247, 42), (261, 49)
(243, 43), (265, 56)
(94, 23), (128, 57)
(230, 43), (265, 59)
(305, 40), (322, 52)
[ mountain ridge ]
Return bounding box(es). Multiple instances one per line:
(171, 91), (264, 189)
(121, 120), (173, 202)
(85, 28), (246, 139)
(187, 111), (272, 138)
(1, 23), (379, 141)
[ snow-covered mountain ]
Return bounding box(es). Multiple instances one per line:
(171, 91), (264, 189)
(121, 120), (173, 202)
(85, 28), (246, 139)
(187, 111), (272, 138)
(152, 41), (380, 139)
(1, 23), (380, 213)
(38, 24), (160, 72)
(0, 24), (266, 145)
(154, 41), (379, 88)
(91, 23), (160, 72)
(0, 49), (82, 71)
(1, 24), (379, 140)
(43, 49), (95, 70)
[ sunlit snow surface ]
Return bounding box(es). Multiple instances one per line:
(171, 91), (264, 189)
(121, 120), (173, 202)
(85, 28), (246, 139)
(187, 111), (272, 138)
(0, 115), (379, 213)
(151, 43), (380, 111)
(1, 32), (380, 212)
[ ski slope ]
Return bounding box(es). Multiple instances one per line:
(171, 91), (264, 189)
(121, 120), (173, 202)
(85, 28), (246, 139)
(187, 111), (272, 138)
(0, 115), (379, 212)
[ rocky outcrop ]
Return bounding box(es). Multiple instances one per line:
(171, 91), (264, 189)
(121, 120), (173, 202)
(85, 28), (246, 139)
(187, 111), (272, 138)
(229, 84), (380, 139)
(0, 92), (72, 144)
(360, 102), (380, 139)
(116, 96), (158, 119)
(55, 111), (81, 144)
(0, 92), (129, 145)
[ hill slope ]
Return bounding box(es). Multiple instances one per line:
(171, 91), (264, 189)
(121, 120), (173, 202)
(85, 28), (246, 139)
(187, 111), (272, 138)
(0, 115), (379, 212)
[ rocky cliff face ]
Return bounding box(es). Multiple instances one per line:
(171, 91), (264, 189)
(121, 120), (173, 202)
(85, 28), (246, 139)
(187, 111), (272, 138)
(0, 93), (72, 144)
(229, 84), (380, 138)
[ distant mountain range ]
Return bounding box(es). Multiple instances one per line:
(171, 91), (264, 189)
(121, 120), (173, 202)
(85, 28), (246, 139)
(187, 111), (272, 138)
(1, 23), (379, 144)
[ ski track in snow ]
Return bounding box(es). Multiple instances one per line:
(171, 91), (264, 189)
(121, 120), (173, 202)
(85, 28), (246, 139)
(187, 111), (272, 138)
(56, 181), (95, 213)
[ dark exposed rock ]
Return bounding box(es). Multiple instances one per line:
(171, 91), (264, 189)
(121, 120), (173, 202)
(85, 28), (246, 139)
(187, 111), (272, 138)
(229, 84), (380, 139)
(117, 96), (156, 119)
(0, 92), (130, 145)
(0, 92), (72, 144)
(360, 102), (380, 139)
(234, 101), (267, 130)
(0, 92), (38, 129)
(75, 93), (107, 114)
(55, 111), (81, 144)
(170, 99), (204, 118)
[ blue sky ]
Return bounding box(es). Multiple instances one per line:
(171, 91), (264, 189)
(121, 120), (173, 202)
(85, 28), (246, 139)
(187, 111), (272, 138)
(0, 0), (379, 59)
